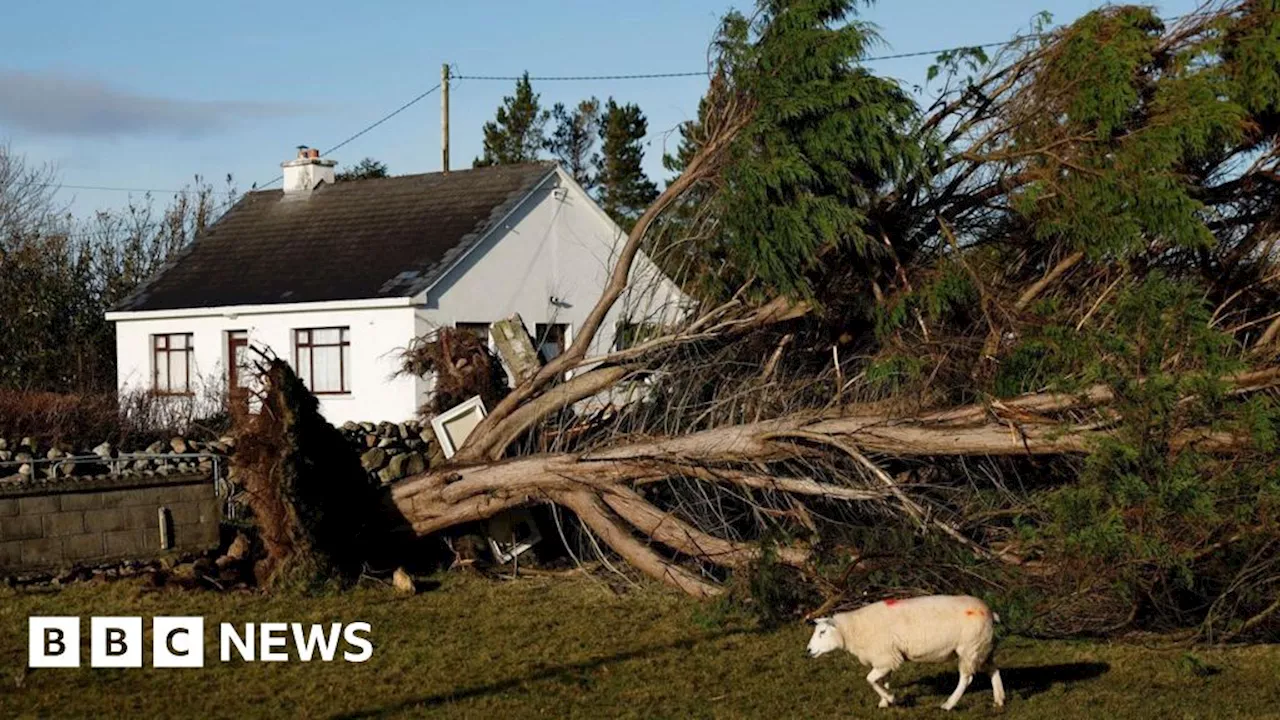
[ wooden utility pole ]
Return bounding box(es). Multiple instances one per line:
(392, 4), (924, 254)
(441, 63), (451, 174)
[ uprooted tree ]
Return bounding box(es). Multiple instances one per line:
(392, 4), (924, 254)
(243, 0), (1280, 639)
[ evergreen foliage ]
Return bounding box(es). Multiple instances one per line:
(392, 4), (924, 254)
(650, 0), (1280, 636)
(546, 98), (601, 190)
(692, 0), (921, 300)
(335, 157), (389, 182)
(596, 99), (659, 228)
(474, 73), (549, 167)
(232, 359), (391, 592)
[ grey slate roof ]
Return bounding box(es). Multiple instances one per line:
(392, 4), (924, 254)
(112, 162), (557, 312)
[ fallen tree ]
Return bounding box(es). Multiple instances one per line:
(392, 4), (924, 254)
(389, 369), (1277, 587)
(245, 1), (1280, 640)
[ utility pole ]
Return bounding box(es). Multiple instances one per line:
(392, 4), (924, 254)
(441, 63), (451, 174)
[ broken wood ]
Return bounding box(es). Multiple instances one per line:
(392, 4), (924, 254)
(491, 314), (543, 385)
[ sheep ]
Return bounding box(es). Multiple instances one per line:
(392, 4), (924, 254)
(806, 595), (1005, 711)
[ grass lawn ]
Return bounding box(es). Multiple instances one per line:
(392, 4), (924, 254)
(1, 573), (1278, 719)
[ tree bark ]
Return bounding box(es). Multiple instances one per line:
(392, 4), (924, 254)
(980, 250), (1087, 362)
(600, 485), (810, 568)
(390, 382), (1267, 551)
(554, 490), (723, 597)
(453, 106), (755, 463)
(388, 352), (1276, 595)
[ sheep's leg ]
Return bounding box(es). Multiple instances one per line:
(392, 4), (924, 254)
(940, 672), (973, 711)
(866, 667), (895, 708)
(990, 668), (1005, 707)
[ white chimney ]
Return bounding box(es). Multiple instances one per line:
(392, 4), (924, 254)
(281, 147), (336, 193)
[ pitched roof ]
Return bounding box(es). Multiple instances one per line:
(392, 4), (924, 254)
(112, 162), (557, 312)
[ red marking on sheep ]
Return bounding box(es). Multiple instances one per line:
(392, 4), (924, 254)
(884, 599), (899, 607)
(965, 609), (985, 617)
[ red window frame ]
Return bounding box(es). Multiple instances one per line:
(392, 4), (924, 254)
(153, 333), (194, 396)
(294, 327), (351, 395)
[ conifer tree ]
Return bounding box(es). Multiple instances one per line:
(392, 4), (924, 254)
(335, 158), (389, 182)
(596, 99), (658, 228)
(546, 98), (601, 190)
(474, 73), (549, 167)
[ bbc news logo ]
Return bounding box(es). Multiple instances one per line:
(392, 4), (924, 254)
(29, 617), (372, 668)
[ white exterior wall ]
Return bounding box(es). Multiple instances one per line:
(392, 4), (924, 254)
(416, 170), (688, 362)
(110, 302), (419, 425)
(108, 168), (689, 426)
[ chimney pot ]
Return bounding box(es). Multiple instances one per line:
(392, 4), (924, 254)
(281, 147), (337, 194)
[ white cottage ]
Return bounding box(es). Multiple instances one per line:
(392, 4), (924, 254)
(105, 149), (686, 424)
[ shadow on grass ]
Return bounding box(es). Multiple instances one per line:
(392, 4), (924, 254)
(327, 628), (759, 719)
(906, 662), (1111, 704)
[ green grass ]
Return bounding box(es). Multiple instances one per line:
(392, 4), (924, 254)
(2, 574), (1278, 719)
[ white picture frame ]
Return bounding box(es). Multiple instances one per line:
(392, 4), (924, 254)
(430, 395), (488, 459)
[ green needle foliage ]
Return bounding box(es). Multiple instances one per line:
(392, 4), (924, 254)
(474, 72), (549, 168)
(698, 0), (921, 301)
(649, 0), (1280, 637)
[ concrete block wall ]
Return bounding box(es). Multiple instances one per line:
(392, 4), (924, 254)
(0, 475), (219, 571)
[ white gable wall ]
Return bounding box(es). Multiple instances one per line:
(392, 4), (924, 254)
(418, 169), (689, 363)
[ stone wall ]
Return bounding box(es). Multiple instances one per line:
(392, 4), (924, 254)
(0, 434), (230, 487)
(0, 474), (220, 571)
(2, 420), (435, 490)
(340, 419), (443, 484)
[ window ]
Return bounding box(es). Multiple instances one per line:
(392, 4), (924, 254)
(295, 327), (350, 394)
(227, 330), (251, 391)
(455, 322), (491, 344)
(534, 323), (568, 363)
(153, 333), (194, 395)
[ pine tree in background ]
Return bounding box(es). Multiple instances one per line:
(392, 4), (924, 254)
(474, 72), (549, 167)
(596, 99), (658, 228)
(335, 158), (389, 182)
(546, 98), (601, 190)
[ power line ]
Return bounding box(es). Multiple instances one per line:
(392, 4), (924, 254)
(450, 47), (1019, 83)
(252, 82), (443, 189)
(43, 85), (446, 194)
(31, 182), (208, 195)
(325, 82), (444, 157)
(50, 10), (1212, 196)
(455, 71), (709, 81)
(25, 194), (244, 243)
(452, 12), (1206, 82)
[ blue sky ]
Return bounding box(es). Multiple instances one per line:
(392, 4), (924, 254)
(1, 0), (1204, 217)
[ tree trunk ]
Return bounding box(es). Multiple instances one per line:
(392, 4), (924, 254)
(388, 373), (1274, 593)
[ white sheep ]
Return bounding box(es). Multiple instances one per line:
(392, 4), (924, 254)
(806, 595), (1005, 711)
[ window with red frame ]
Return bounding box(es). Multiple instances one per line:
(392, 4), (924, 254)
(153, 333), (194, 395)
(294, 327), (351, 394)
